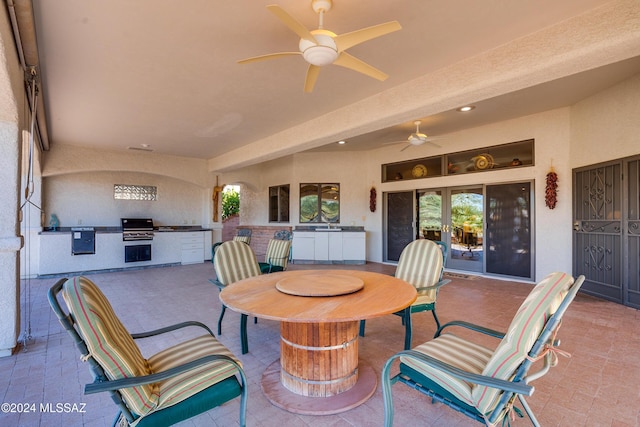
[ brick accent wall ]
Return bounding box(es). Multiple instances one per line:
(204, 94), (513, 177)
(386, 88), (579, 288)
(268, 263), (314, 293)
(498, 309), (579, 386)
(245, 225), (293, 259)
(221, 215), (239, 242)
(221, 216), (292, 261)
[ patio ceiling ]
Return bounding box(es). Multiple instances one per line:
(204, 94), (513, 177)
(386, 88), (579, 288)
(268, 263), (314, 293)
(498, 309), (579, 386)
(12, 0), (640, 171)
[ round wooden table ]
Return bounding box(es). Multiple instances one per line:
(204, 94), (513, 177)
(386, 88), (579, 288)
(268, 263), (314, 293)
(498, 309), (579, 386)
(219, 269), (416, 415)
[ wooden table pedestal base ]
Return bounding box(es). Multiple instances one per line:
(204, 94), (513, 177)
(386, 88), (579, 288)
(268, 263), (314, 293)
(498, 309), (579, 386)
(261, 359), (377, 415)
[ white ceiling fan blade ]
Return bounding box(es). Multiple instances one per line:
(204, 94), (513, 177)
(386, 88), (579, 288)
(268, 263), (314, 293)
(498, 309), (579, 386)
(238, 51), (300, 64)
(382, 140), (407, 145)
(266, 5), (317, 43)
(333, 52), (388, 81)
(425, 139), (442, 148)
(400, 144), (412, 152)
(334, 21), (402, 52)
(304, 64), (321, 93)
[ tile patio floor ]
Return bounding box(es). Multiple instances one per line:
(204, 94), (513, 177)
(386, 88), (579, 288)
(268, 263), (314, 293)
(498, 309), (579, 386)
(1, 262), (639, 426)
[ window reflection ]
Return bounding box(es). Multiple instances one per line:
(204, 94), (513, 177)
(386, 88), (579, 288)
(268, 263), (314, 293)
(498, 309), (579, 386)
(300, 183), (340, 223)
(321, 184), (340, 222)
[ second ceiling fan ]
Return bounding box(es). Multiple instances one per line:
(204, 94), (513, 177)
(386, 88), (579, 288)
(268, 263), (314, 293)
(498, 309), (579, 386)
(238, 0), (401, 92)
(385, 120), (442, 152)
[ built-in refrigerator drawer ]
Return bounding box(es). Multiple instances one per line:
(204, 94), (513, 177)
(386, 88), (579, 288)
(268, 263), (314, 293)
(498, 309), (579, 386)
(71, 227), (95, 255)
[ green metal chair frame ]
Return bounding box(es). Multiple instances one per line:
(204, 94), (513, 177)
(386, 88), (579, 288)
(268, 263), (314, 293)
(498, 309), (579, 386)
(210, 240), (262, 354)
(381, 273), (585, 427)
(48, 277), (247, 427)
(211, 241), (223, 260)
(360, 239), (450, 350)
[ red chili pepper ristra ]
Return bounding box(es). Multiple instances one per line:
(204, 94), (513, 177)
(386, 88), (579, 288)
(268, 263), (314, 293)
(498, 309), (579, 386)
(370, 187), (377, 212)
(545, 171), (558, 209)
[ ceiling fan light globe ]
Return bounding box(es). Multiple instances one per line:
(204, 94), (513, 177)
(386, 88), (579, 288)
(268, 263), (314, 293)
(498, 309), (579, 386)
(300, 32), (338, 66)
(302, 45), (338, 66)
(408, 133), (427, 145)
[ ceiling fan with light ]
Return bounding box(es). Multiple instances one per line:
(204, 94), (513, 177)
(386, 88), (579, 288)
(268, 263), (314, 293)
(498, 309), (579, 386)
(238, 0), (401, 92)
(385, 120), (442, 151)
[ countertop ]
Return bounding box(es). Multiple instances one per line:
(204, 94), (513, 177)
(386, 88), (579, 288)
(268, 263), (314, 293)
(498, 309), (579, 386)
(40, 226), (212, 234)
(293, 226), (365, 232)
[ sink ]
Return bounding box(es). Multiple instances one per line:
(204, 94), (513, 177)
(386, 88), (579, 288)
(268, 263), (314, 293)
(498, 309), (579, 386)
(315, 227), (342, 231)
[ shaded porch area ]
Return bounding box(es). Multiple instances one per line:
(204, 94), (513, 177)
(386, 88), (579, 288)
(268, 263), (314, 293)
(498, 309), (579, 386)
(2, 262), (639, 426)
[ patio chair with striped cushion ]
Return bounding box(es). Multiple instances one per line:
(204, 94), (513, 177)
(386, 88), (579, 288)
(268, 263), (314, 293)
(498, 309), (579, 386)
(233, 228), (252, 245)
(360, 239), (450, 350)
(211, 240), (262, 354)
(381, 272), (585, 427)
(48, 276), (247, 427)
(259, 238), (291, 274)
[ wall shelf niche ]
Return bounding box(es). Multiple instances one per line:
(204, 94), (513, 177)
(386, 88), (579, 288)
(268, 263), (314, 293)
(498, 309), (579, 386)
(381, 139), (534, 182)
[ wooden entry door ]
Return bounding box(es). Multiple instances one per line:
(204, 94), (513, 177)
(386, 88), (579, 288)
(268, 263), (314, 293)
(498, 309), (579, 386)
(573, 157), (640, 309)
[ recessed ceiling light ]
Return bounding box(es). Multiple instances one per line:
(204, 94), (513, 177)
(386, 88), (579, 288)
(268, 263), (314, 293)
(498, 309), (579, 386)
(457, 105), (475, 112)
(337, 140), (346, 144)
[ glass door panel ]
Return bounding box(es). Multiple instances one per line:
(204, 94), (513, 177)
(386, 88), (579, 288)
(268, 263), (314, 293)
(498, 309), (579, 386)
(448, 187), (484, 272)
(417, 190), (443, 242)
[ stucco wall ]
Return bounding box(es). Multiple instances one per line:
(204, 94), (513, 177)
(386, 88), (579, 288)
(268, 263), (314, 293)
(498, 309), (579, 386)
(43, 143), (214, 188)
(39, 143), (218, 231)
(224, 151), (374, 231)
(570, 73), (640, 167)
(43, 171), (208, 228)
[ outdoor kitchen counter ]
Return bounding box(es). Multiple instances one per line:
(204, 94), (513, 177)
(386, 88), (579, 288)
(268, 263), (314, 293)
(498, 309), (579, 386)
(292, 227), (366, 265)
(39, 225), (212, 234)
(37, 227), (212, 276)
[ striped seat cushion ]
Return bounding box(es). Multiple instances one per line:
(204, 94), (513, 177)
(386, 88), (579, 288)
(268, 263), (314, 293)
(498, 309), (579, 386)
(399, 271), (574, 419)
(62, 276), (159, 416)
(148, 334), (241, 411)
(265, 239), (291, 269)
(396, 240), (444, 304)
(214, 241), (262, 285)
(400, 333), (494, 407)
(473, 272), (573, 413)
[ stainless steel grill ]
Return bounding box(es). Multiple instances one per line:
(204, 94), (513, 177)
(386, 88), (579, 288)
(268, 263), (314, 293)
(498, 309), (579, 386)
(121, 218), (154, 241)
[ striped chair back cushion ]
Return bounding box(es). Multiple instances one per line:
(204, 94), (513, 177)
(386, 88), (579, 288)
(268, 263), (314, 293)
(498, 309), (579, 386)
(265, 239), (291, 269)
(214, 240), (262, 285)
(233, 235), (251, 245)
(395, 240), (444, 303)
(472, 272), (574, 413)
(62, 276), (158, 416)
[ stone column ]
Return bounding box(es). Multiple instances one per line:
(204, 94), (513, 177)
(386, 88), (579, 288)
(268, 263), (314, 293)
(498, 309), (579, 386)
(0, 6), (25, 357)
(0, 121), (22, 357)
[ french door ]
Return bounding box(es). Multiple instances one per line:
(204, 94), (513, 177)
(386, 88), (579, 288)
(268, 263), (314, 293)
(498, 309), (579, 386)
(388, 182), (533, 279)
(416, 186), (483, 273)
